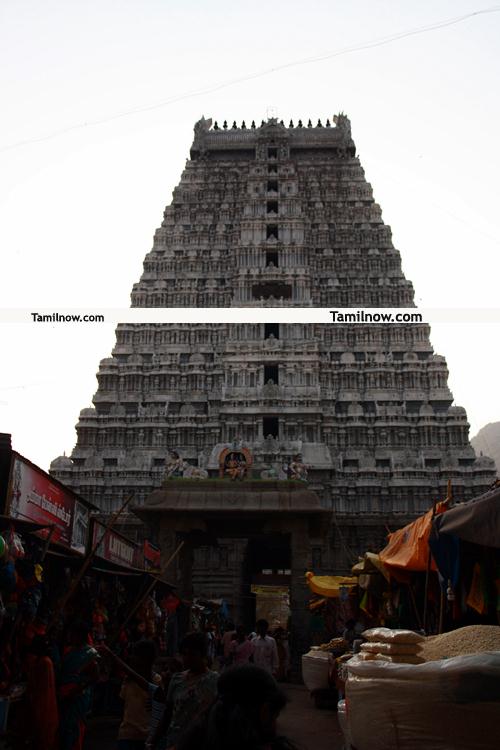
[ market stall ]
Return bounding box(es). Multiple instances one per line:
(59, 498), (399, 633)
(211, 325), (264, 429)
(302, 571), (358, 708)
(430, 483), (500, 626)
(340, 624), (500, 750)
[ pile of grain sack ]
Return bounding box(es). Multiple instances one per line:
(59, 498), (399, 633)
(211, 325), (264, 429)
(358, 627), (424, 664)
(344, 625), (500, 750)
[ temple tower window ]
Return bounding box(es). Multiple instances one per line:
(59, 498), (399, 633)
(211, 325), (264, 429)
(264, 323), (280, 339)
(263, 416), (279, 438)
(264, 364), (279, 384)
(266, 250), (279, 267)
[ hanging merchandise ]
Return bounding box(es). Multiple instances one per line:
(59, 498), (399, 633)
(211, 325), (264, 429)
(339, 586), (350, 603)
(8, 531), (25, 560)
(161, 592), (180, 613)
(92, 599), (109, 643)
(466, 562), (488, 615)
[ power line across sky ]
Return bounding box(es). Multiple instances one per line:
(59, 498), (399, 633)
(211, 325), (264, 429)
(2, 5), (499, 153)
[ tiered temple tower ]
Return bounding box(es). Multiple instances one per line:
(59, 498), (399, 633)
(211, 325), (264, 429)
(51, 115), (495, 589)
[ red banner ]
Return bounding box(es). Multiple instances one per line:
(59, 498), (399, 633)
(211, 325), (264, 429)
(144, 540), (161, 571)
(6, 453), (89, 554)
(92, 521), (141, 569)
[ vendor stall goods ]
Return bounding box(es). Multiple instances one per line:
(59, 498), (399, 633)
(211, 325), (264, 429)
(360, 628), (424, 664)
(345, 652), (500, 750)
(420, 624), (500, 661)
(301, 648), (330, 692)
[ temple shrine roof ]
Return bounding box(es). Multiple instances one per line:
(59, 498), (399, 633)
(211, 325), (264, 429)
(135, 479), (327, 518)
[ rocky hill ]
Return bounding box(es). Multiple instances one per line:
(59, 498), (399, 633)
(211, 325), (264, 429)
(471, 422), (500, 476)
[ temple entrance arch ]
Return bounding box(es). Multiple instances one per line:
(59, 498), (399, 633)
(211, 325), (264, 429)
(135, 479), (329, 671)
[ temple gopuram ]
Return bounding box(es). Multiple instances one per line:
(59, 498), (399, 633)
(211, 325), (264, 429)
(51, 115), (495, 651)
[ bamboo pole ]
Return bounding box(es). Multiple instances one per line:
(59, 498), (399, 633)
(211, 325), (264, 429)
(48, 493), (135, 630)
(41, 524), (56, 562)
(408, 583), (423, 631)
(423, 480), (452, 633)
(438, 588), (446, 634)
(438, 480), (452, 633)
(117, 541), (185, 636)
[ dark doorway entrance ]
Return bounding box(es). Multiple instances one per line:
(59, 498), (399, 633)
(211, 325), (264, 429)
(242, 534), (291, 630)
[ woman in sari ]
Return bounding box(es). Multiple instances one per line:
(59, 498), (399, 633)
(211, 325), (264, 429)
(21, 634), (59, 749)
(58, 621), (100, 750)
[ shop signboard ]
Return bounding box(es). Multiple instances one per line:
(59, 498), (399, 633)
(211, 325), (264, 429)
(6, 452), (89, 554)
(92, 521), (141, 569)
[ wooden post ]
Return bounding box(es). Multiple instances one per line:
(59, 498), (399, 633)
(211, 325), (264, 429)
(438, 588), (446, 634)
(438, 480), (452, 634)
(423, 480), (452, 633)
(48, 493), (135, 630)
(408, 583), (423, 631)
(41, 524), (56, 562)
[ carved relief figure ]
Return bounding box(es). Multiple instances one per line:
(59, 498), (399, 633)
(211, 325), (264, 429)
(224, 452), (247, 481)
(288, 454), (309, 482)
(166, 450), (208, 479)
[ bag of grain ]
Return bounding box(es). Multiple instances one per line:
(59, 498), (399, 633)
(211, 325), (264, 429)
(346, 652), (500, 750)
(361, 642), (422, 655)
(419, 624), (500, 661)
(374, 653), (425, 664)
(301, 648), (330, 692)
(362, 627), (425, 644)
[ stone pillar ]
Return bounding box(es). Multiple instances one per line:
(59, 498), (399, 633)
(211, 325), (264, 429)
(289, 520), (312, 677)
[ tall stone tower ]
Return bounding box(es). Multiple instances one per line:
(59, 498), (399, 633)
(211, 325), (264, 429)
(51, 115), (495, 588)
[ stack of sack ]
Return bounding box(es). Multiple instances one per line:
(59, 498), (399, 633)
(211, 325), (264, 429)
(358, 627), (425, 664)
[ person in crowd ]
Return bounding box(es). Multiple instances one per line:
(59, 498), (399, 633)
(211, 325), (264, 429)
(101, 639), (157, 750)
(229, 624), (254, 666)
(273, 628), (290, 682)
(58, 620), (100, 750)
(24, 634), (59, 750)
(251, 619), (279, 676)
(148, 658), (183, 748)
(150, 631), (218, 750)
(220, 621), (236, 668)
(342, 619), (357, 648)
(177, 664), (297, 750)
(205, 623), (217, 667)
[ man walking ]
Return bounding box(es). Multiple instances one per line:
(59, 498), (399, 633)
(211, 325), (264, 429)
(251, 619), (278, 676)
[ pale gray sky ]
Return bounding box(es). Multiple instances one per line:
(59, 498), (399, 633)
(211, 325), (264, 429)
(1, 0), (499, 470)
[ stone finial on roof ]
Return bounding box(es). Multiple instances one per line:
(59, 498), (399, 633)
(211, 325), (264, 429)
(194, 116), (212, 137)
(333, 113), (351, 138)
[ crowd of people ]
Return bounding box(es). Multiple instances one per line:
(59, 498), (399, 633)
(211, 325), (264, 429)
(101, 618), (293, 750)
(6, 617), (294, 750)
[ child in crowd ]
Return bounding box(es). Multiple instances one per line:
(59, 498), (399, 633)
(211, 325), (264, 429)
(148, 657), (183, 748)
(100, 640), (157, 750)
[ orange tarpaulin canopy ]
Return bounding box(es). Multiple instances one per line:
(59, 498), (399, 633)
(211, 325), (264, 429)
(379, 502), (447, 572)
